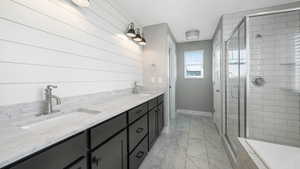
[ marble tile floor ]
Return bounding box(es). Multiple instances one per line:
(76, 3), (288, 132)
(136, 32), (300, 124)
(140, 114), (233, 169)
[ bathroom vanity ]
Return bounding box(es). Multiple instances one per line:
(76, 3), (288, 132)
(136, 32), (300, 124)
(0, 93), (165, 169)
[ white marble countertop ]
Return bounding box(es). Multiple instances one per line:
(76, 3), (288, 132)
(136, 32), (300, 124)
(0, 90), (165, 168)
(240, 138), (300, 169)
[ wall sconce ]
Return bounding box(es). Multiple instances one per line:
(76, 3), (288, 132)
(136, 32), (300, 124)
(139, 34), (146, 46)
(126, 23), (146, 46)
(126, 23), (136, 37)
(133, 28), (142, 42)
(72, 0), (90, 7)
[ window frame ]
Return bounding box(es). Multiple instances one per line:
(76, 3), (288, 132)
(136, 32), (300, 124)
(184, 50), (204, 79)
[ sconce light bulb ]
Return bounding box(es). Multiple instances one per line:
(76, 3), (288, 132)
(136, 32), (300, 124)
(72, 0), (90, 7)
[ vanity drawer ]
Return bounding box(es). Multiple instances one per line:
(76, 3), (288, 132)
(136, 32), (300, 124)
(9, 133), (86, 169)
(148, 98), (157, 111)
(129, 115), (148, 152)
(128, 103), (147, 124)
(129, 136), (148, 169)
(157, 95), (164, 104)
(90, 113), (127, 149)
(67, 158), (87, 169)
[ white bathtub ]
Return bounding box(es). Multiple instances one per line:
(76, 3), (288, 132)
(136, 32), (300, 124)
(245, 139), (300, 169)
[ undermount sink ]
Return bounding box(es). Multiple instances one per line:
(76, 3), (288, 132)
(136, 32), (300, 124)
(20, 109), (101, 131)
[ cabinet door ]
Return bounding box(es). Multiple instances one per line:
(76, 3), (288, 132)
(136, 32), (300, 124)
(157, 104), (164, 134)
(9, 133), (86, 169)
(148, 108), (157, 149)
(67, 158), (87, 169)
(91, 130), (127, 169)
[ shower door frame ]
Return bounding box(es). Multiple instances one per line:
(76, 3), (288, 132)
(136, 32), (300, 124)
(244, 7), (300, 144)
(223, 7), (300, 165)
(224, 17), (248, 157)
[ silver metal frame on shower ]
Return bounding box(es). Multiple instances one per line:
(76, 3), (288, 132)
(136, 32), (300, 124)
(224, 17), (247, 157)
(247, 7), (300, 17)
(223, 7), (300, 159)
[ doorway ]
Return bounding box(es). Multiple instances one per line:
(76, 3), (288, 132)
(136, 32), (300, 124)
(212, 26), (223, 134)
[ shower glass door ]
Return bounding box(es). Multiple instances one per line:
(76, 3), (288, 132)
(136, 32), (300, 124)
(225, 19), (247, 156)
(226, 29), (239, 155)
(239, 21), (247, 138)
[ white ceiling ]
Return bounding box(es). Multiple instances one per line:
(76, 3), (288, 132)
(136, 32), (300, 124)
(112, 0), (299, 42)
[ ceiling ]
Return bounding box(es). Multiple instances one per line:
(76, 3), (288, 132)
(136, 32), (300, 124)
(112, 0), (299, 42)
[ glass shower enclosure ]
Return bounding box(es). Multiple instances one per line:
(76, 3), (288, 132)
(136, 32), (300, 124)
(225, 9), (300, 157)
(225, 18), (247, 156)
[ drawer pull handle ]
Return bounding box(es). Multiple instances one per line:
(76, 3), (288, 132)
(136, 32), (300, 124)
(92, 157), (101, 168)
(136, 110), (143, 114)
(136, 151), (145, 159)
(136, 127), (144, 133)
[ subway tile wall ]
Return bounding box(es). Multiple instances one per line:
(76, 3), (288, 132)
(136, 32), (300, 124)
(248, 11), (300, 147)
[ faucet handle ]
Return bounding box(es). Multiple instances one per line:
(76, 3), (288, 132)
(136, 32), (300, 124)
(46, 85), (58, 89)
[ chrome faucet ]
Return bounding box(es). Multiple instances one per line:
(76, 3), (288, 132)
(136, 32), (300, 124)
(44, 85), (61, 115)
(132, 81), (141, 94)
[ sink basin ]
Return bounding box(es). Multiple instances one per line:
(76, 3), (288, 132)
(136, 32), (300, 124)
(20, 109), (101, 131)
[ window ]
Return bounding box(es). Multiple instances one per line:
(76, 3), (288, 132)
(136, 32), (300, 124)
(184, 50), (204, 79)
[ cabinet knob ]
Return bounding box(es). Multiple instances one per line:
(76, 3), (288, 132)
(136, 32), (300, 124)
(135, 110), (142, 114)
(135, 151), (145, 159)
(136, 127), (144, 133)
(92, 157), (101, 168)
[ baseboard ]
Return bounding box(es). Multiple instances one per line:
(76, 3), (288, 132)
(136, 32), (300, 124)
(176, 109), (213, 118)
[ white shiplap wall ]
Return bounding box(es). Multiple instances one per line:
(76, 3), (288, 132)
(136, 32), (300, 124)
(0, 0), (143, 106)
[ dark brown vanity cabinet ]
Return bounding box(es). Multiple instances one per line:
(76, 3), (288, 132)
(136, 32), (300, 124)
(91, 130), (127, 169)
(148, 95), (164, 149)
(148, 108), (157, 149)
(128, 103), (148, 124)
(7, 133), (86, 169)
(148, 98), (157, 111)
(67, 158), (87, 169)
(90, 113), (127, 149)
(89, 113), (128, 169)
(157, 103), (164, 134)
(4, 94), (164, 169)
(129, 115), (148, 152)
(129, 136), (148, 169)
